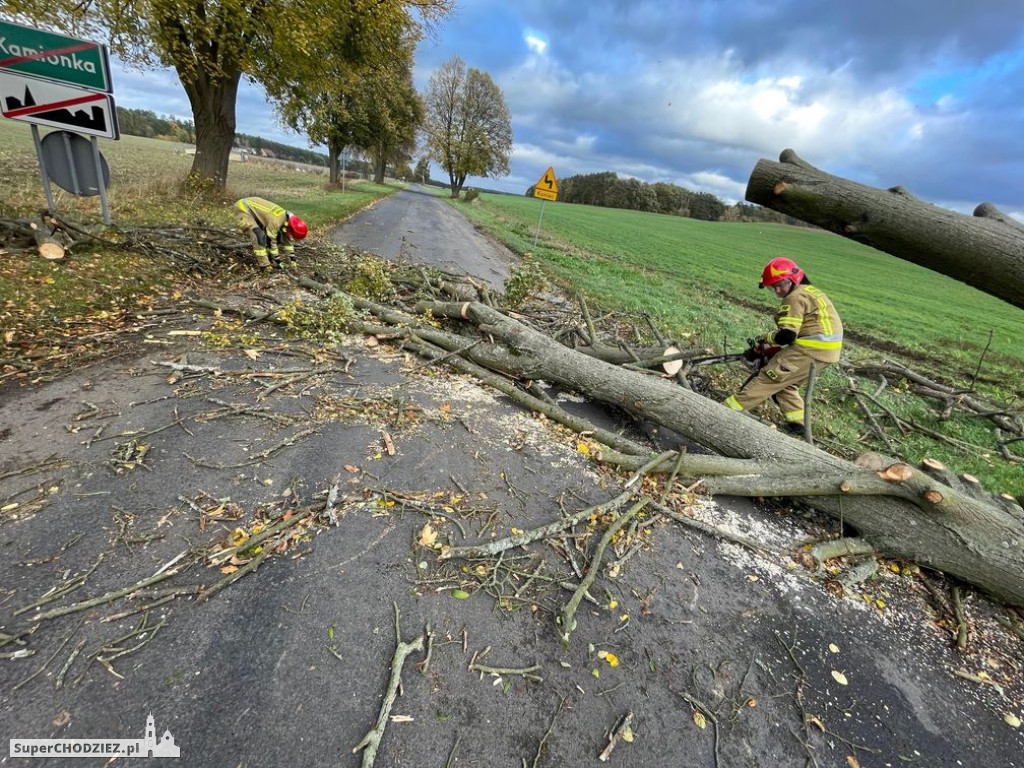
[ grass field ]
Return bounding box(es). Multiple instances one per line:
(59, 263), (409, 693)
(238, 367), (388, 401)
(448, 191), (1024, 494)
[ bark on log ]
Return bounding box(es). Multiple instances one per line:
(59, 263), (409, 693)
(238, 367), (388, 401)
(745, 149), (1024, 310)
(417, 300), (1024, 605)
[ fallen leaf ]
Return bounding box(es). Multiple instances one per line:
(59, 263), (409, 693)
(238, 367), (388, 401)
(231, 528), (249, 547)
(1005, 713), (1021, 728)
(806, 715), (825, 731)
(831, 670), (849, 686)
(747, 574), (760, 582)
(243, 348), (259, 360)
(829, 643), (840, 653)
(418, 524), (437, 548)
(693, 711), (706, 730)
(847, 756), (861, 768)
(389, 715), (413, 722)
(621, 725), (634, 743)
(220, 565), (239, 574)
(451, 589), (470, 599)
(344, 464), (360, 473)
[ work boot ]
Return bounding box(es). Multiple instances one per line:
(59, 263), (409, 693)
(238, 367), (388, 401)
(780, 421), (805, 437)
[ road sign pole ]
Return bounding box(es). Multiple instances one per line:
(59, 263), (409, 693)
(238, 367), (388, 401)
(90, 136), (111, 224)
(61, 130), (82, 194)
(533, 200), (547, 247)
(31, 124), (57, 212)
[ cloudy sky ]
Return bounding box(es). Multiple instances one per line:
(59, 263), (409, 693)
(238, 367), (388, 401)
(109, 0), (1024, 217)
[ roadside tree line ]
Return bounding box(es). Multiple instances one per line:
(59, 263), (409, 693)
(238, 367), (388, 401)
(535, 171), (811, 225)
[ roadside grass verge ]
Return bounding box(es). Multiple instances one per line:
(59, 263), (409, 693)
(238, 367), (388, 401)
(1, 121), (399, 379)
(446, 192), (1024, 496)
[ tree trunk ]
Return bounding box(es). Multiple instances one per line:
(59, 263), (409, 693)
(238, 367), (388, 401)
(745, 149), (1024, 310)
(417, 299), (1024, 606)
(181, 68), (242, 191)
(327, 137), (341, 185)
(374, 148), (386, 184)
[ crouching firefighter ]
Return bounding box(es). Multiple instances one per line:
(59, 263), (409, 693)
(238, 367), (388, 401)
(723, 257), (843, 433)
(236, 197), (308, 270)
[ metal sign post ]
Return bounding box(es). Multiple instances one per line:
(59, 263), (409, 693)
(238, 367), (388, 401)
(31, 123), (56, 210)
(90, 136), (110, 224)
(533, 201), (547, 247)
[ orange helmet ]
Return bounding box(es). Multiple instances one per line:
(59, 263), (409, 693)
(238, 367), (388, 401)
(286, 214), (308, 239)
(759, 257), (804, 289)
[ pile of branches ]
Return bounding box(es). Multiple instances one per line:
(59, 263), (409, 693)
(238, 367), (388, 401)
(0, 211), (253, 274)
(231, 263), (1023, 607)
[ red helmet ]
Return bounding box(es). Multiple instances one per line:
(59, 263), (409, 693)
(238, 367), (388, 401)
(759, 257), (804, 289)
(286, 214), (308, 239)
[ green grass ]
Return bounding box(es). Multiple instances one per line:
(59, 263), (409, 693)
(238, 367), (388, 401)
(450, 192), (1024, 496)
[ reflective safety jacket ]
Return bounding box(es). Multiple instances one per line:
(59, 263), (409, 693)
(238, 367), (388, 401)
(237, 197), (292, 245)
(764, 284), (843, 363)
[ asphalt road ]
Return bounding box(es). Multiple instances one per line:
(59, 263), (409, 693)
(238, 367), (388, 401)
(330, 184), (517, 288)
(1, 193), (1022, 767)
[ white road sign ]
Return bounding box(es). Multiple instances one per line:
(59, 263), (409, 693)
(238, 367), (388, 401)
(0, 70), (118, 139)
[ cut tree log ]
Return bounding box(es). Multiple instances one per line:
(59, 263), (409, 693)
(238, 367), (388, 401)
(745, 149), (1024, 310)
(29, 221), (65, 260)
(415, 299), (1024, 605)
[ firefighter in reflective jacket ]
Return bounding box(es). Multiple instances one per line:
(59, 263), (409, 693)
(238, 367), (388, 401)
(236, 197), (308, 270)
(724, 257), (843, 431)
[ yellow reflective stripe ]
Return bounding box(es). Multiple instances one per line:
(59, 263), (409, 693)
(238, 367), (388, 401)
(778, 318), (802, 327)
(795, 338), (842, 349)
(784, 410), (804, 422)
(805, 286), (833, 336)
(724, 396), (745, 412)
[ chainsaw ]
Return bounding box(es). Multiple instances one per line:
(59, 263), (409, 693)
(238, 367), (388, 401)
(686, 338), (781, 375)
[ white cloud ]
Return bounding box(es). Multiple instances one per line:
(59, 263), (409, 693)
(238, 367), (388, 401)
(525, 32), (547, 55)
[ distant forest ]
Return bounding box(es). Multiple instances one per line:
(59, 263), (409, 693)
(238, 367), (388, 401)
(531, 171), (809, 225)
(115, 107), (330, 167)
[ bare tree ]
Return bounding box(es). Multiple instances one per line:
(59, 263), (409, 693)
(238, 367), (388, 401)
(423, 57), (512, 198)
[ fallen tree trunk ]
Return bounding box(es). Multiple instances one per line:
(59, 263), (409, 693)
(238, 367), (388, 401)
(745, 149), (1024, 310)
(415, 299), (1024, 605)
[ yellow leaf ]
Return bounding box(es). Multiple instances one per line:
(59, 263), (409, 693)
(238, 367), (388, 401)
(621, 725), (634, 743)
(251, 523), (265, 535)
(847, 756), (861, 768)
(1005, 713), (1021, 728)
(747, 574), (759, 582)
(576, 442), (590, 455)
(608, 599), (618, 610)
(693, 711), (706, 730)
(591, 668), (600, 678)
(606, 653), (619, 667)
(875, 599), (886, 609)
(829, 643), (841, 653)
(220, 565), (239, 574)
(418, 524), (438, 548)
(451, 589), (470, 599)
(831, 671), (849, 686)
(890, 563), (901, 573)
(231, 528), (249, 546)
(243, 348), (259, 361)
